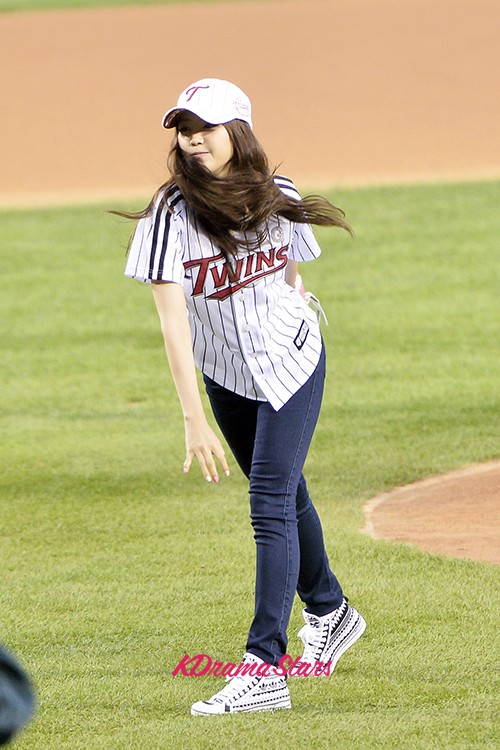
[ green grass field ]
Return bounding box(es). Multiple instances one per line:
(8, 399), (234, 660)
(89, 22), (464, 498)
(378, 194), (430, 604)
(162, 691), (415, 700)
(0, 0), (237, 12)
(1, 180), (499, 749)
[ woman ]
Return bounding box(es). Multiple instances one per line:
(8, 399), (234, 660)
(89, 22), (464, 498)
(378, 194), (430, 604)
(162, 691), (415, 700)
(123, 78), (365, 715)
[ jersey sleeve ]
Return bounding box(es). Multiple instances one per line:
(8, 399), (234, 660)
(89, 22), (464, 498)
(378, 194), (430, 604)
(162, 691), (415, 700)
(274, 175), (322, 262)
(289, 222), (321, 262)
(124, 193), (184, 284)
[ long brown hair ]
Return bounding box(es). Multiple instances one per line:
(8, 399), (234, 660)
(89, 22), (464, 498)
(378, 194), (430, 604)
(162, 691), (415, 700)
(115, 120), (352, 260)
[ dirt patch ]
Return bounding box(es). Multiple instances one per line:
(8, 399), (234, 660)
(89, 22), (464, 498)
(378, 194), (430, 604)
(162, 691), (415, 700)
(1, 0), (498, 564)
(1, 0), (500, 206)
(364, 462), (500, 565)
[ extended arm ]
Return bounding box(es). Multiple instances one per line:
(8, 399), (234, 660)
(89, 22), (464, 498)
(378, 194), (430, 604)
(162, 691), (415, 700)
(151, 281), (229, 483)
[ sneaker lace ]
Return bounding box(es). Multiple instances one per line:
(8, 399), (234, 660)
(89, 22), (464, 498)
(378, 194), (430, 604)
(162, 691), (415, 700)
(304, 621), (329, 655)
(301, 601), (348, 660)
(216, 672), (260, 702)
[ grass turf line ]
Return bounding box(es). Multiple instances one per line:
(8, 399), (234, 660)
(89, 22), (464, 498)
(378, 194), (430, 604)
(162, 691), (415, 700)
(1, 180), (499, 749)
(0, 0), (238, 13)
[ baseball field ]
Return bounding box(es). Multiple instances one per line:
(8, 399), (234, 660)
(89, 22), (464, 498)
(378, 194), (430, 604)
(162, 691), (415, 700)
(1, 1), (499, 748)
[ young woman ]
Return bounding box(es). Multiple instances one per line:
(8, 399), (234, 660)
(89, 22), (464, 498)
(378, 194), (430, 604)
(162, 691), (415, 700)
(123, 78), (365, 715)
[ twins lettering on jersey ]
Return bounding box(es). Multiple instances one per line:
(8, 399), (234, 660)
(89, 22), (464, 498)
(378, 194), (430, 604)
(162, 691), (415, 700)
(184, 244), (289, 301)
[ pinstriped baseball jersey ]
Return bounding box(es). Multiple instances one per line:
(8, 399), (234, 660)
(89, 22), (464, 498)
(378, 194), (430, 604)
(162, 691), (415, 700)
(125, 176), (324, 411)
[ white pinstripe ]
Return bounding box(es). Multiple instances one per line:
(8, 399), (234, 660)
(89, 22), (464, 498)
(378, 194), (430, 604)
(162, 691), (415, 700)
(124, 177), (324, 411)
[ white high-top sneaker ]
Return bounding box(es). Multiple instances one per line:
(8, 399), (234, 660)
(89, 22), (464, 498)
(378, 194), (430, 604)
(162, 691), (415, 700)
(191, 652), (291, 715)
(297, 598), (366, 674)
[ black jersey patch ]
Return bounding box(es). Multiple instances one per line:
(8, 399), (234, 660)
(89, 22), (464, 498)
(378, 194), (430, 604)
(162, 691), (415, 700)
(294, 321), (309, 350)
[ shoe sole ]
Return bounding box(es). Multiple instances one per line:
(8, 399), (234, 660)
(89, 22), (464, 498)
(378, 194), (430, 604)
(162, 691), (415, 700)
(328, 611), (366, 672)
(191, 699), (292, 716)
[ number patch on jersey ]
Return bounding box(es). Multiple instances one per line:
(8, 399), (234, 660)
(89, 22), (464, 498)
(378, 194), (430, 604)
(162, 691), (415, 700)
(294, 321), (309, 350)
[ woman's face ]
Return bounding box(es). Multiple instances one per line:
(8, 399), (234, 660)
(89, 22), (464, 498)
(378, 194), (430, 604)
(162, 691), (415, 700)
(176, 112), (234, 176)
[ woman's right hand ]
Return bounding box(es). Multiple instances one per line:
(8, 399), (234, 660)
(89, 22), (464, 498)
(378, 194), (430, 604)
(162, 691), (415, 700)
(152, 282), (230, 485)
(183, 415), (230, 484)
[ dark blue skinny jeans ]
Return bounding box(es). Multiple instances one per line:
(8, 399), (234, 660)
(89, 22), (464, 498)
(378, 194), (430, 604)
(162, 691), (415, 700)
(203, 344), (344, 665)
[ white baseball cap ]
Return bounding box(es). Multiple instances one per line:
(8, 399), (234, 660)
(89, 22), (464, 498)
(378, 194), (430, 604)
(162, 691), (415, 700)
(162, 78), (252, 129)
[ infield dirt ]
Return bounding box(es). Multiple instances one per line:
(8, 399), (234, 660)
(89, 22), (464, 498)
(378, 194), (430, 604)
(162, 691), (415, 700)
(2, 0), (500, 205)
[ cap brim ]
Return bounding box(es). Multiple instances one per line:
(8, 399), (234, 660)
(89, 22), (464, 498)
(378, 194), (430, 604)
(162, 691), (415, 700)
(162, 106), (251, 130)
(162, 108), (182, 129)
